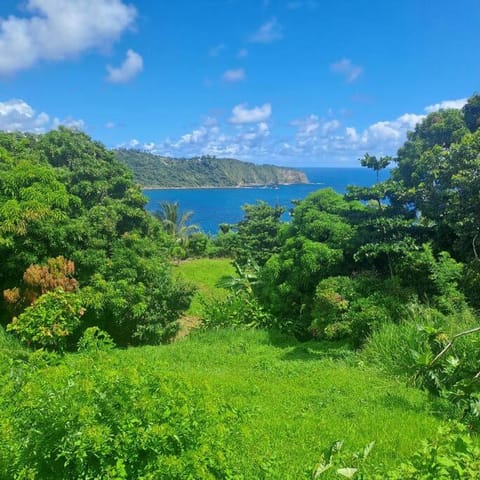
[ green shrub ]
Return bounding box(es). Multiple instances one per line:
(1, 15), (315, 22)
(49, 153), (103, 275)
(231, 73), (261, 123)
(201, 291), (273, 330)
(311, 424), (480, 479)
(6, 289), (84, 351)
(77, 326), (115, 352)
(0, 353), (239, 479)
(381, 424), (480, 479)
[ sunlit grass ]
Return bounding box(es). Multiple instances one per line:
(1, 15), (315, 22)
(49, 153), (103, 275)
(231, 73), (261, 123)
(174, 257), (235, 316)
(121, 328), (445, 478)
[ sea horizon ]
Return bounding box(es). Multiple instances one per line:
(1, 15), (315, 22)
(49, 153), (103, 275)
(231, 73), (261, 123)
(144, 167), (387, 234)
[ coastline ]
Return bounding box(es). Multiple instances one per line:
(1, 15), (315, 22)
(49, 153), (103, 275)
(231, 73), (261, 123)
(142, 181), (312, 190)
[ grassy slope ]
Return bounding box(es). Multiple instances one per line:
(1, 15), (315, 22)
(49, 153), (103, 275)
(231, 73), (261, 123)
(174, 258), (235, 316)
(121, 329), (443, 478)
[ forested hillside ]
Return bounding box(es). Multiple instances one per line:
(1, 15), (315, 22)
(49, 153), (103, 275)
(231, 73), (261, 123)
(114, 149), (308, 188)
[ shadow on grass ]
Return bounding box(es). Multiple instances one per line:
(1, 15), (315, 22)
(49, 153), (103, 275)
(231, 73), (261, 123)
(265, 329), (356, 362)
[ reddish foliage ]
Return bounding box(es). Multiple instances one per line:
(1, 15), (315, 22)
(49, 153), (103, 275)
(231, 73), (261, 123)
(3, 256), (78, 307)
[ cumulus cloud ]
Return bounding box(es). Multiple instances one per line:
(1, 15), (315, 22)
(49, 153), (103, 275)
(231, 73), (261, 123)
(0, 99), (50, 132)
(229, 103), (272, 124)
(424, 98), (468, 113)
(118, 95), (471, 166)
(331, 58), (363, 83)
(106, 49), (143, 83)
(222, 68), (246, 83)
(249, 18), (283, 43)
(0, 0), (136, 75)
(0, 98), (84, 132)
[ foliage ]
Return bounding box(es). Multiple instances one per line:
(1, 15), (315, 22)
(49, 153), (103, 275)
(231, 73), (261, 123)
(232, 201), (285, 266)
(363, 306), (480, 429)
(79, 235), (195, 346)
(154, 200), (199, 251)
(0, 129), (193, 346)
(201, 291), (273, 330)
(380, 424), (480, 479)
(0, 351), (238, 479)
(6, 289), (84, 351)
(0, 328), (444, 479)
(311, 425), (480, 479)
(77, 326), (115, 353)
(115, 149), (308, 188)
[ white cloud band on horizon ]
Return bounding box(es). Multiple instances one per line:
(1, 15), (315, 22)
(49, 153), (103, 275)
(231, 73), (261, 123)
(125, 96), (468, 166)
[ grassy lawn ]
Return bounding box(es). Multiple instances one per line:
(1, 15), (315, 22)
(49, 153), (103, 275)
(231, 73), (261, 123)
(174, 258), (236, 316)
(120, 328), (445, 479)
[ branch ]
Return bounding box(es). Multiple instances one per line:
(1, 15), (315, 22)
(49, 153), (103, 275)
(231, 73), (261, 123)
(473, 233), (480, 262)
(430, 326), (480, 366)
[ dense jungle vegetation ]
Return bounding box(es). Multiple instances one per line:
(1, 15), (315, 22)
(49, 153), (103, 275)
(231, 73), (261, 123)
(1, 94), (480, 478)
(115, 149), (308, 188)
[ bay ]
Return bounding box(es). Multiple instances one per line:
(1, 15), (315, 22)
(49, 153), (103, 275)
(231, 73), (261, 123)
(144, 167), (388, 234)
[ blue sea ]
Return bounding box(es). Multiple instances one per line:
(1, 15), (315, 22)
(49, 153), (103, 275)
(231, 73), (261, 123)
(144, 167), (387, 234)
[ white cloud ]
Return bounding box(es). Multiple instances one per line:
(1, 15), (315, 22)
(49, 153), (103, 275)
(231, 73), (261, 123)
(249, 18), (283, 44)
(106, 49), (143, 83)
(0, 0), (136, 75)
(331, 58), (363, 83)
(238, 48), (248, 58)
(424, 98), (468, 113)
(0, 99), (50, 132)
(209, 43), (226, 57)
(105, 121), (116, 129)
(229, 103), (272, 124)
(118, 95), (470, 166)
(0, 98), (85, 133)
(222, 68), (246, 83)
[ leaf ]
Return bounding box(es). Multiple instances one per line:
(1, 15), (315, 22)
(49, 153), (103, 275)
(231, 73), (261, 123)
(363, 441), (375, 459)
(337, 467), (358, 478)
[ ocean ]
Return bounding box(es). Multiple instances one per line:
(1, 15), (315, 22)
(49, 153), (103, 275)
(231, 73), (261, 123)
(144, 167), (388, 234)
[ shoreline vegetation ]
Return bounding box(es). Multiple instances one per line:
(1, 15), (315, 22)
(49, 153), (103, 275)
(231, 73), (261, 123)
(115, 148), (309, 188)
(141, 181), (314, 190)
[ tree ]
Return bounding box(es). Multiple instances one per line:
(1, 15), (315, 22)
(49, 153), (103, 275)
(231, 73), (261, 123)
(462, 94), (480, 133)
(234, 201), (285, 266)
(154, 201), (198, 249)
(360, 153), (392, 183)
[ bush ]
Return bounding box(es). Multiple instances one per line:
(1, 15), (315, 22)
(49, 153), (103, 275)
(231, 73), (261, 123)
(6, 289), (84, 351)
(201, 291), (273, 330)
(381, 424), (480, 479)
(0, 352), (239, 479)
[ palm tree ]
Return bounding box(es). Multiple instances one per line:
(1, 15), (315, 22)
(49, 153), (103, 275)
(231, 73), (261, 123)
(154, 201), (199, 247)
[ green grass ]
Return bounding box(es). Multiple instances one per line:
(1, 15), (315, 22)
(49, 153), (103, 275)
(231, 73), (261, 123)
(116, 328), (445, 478)
(174, 258), (235, 316)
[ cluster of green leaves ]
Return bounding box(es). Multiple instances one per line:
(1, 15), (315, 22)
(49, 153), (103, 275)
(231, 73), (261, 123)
(253, 95), (480, 344)
(212, 201), (285, 266)
(0, 348), (239, 479)
(0, 128), (193, 347)
(115, 150), (307, 188)
(311, 424), (480, 479)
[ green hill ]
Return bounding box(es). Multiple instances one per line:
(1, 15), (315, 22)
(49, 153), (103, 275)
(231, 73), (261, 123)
(114, 149), (309, 188)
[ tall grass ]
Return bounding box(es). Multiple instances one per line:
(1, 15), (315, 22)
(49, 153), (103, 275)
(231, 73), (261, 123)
(362, 302), (480, 378)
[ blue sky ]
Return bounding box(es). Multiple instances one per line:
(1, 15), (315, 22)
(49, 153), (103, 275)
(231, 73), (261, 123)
(0, 0), (479, 166)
